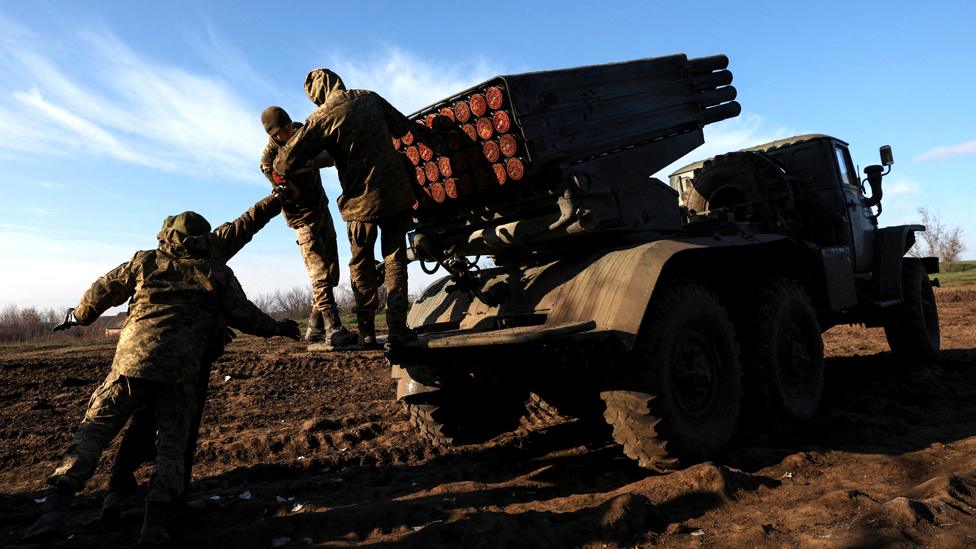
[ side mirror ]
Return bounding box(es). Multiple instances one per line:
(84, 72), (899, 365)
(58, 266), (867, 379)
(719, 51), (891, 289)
(880, 145), (894, 166)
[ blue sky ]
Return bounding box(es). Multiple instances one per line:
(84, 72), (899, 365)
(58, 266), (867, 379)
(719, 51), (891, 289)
(1, 1), (973, 308)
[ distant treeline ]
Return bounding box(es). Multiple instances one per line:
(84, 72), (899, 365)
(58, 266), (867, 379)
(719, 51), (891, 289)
(0, 305), (114, 343)
(0, 283), (389, 343)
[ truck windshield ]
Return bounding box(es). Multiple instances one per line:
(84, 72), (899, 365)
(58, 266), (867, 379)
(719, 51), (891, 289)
(835, 146), (857, 187)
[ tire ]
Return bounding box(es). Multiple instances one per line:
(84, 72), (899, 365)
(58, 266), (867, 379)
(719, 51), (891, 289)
(520, 392), (564, 430)
(601, 281), (742, 471)
(884, 259), (940, 365)
(403, 370), (525, 446)
(737, 279), (824, 421)
(687, 151), (793, 230)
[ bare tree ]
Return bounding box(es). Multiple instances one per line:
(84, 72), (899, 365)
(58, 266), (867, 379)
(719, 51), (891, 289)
(910, 208), (966, 269)
(0, 304), (106, 342)
(334, 282), (356, 313)
(251, 293), (280, 316)
(273, 286), (313, 320)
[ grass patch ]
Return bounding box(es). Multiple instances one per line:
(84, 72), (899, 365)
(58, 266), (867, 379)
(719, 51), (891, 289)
(931, 260), (976, 287)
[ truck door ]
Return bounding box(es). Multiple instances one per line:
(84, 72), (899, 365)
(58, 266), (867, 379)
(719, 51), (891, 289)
(834, 144), (877, 273)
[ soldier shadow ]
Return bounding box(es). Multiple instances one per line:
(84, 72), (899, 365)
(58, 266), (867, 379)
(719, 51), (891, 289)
(726, 348), (976, 472)
(175, 420), (749, 548)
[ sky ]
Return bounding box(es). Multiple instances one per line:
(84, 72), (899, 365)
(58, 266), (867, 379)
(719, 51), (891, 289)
(1, 1), (973, 309)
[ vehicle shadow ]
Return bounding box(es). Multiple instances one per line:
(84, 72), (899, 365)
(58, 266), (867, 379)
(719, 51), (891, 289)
(726, 348), (976, 472)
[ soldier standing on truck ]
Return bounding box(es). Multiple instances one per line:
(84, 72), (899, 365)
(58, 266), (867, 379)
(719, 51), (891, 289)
(23, 210), (300, 546)
(97, 193), (289, 525)
(273, 69), (419, 346)
(259, 105), (358, 346)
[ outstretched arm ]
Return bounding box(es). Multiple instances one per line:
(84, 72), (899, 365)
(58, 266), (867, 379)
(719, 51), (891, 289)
(210, 194), (282, 264)
(273, 117), (331, 178)
(72, 255), (140, 325)
(220, 271), (295, 339)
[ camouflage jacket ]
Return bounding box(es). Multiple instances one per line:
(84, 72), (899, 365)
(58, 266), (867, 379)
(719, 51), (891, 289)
(73, 202), (281, 383)
(259, 122), (333, 229)
(273, 69), (415, 223)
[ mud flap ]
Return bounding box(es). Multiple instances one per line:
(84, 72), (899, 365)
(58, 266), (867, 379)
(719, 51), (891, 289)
(820, 246), (857, 311)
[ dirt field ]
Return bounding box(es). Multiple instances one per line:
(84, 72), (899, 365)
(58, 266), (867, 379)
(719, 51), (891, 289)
(2, 286), (975, 548)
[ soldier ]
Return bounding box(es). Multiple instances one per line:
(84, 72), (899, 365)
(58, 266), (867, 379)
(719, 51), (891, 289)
(273, 69), (419, 345)
(98, 193), (286, 525)
(259, 106), (358, 346)
(23, 210), (300, 545)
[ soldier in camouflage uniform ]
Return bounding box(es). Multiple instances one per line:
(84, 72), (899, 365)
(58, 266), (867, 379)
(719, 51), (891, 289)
(24, 210), (299, 546)
(259, 106), (358, 347)
(273, 69), (418, 345)
(97, 193), (286, 525)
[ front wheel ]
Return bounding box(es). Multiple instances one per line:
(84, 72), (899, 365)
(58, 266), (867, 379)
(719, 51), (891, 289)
(884, 258), (940, 365)
(602, 281), (742, 471)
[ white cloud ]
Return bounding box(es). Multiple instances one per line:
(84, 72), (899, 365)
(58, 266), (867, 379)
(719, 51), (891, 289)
(0, 22), (268, 183)
(329, 48), (501, 114)
(913, 139), (976, 162)
(653, 114), (797, 180)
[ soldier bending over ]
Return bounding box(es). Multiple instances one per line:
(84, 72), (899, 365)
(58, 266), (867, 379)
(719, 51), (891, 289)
(274, 68), (419, 345)
(24, 210), (299, 545)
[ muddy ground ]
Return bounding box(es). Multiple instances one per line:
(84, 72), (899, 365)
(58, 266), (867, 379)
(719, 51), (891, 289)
(1, 286), (975, 548)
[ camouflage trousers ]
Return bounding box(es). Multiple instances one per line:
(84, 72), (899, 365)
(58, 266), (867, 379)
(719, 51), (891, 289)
(296, 209), (341, 314)
(48, 371), (196, 504)
(108, 360), (213, 498)
(346, 215), (409, 327)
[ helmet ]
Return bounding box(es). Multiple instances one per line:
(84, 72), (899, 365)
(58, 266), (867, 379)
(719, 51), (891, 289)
(160, 211), (211, 237)
(261, 106), (292, 136)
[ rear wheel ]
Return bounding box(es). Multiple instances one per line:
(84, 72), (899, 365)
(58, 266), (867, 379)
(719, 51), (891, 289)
(601, 281), (742, 471)
(737, 279), (823, 421)
(884, 259), (940, 365)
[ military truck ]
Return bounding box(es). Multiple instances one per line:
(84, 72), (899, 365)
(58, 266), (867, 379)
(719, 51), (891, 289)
(385, 53), (940, 471)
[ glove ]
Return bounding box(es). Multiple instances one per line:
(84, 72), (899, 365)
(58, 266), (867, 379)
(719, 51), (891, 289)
(272, 171), (287, 184)
(272, 182), (300, 203)
(275, 319), (300, 341)
(53, 308), (79, 332)
(272, 184), (289, 202)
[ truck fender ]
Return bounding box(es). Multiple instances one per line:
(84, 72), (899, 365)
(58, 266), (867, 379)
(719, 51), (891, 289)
(873, 224), (932, 303)
(544, 233), (789, 348)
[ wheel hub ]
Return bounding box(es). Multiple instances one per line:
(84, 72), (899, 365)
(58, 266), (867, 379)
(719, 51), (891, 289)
(670, 330), (721, 421)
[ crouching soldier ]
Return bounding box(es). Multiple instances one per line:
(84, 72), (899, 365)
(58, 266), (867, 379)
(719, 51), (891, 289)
(24, 210), (299, 545)
(260, 106), (358, 347)
(274, 69), (418, 345)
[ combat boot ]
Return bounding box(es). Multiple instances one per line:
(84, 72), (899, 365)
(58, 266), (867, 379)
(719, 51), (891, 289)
(357, 313), (380, 349)
(137, 502), (172, 547)
(305, 309), (325, 343)
(23, 485), (73, 542)
(387, 320), (418, 346)
(324, 308), (358, 348)
(100, 470), (138, 527)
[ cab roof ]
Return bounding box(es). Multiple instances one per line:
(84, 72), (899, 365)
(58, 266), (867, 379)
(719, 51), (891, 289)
(669, 133), (847, 177)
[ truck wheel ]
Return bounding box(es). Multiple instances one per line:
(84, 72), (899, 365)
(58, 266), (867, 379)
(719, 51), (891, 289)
(687, 151), (793, 230)
(739, 279), (823, 421)
(403, 371), (525, 446)
(884, 259), (940, 365)
(601, 281), (742, 471)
